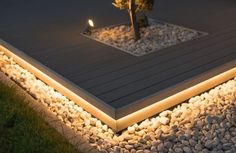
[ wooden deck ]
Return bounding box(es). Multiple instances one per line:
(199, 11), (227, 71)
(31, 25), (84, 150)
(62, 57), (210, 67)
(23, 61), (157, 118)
(1, 0), (236, 131)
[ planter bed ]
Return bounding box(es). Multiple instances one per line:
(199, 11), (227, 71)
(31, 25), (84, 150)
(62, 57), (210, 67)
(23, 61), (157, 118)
(85, 19), (206, 56)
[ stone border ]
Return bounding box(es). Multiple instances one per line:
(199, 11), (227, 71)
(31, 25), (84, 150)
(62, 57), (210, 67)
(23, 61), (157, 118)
(82, 19), (208, 56)
(0, 71), (99, 153)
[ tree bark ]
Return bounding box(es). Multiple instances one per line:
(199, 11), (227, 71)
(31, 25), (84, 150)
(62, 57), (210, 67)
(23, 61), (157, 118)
(128, 0), (140, 41)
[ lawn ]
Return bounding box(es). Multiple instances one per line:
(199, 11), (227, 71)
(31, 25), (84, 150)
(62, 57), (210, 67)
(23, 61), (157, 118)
(0, 81), (78, 153)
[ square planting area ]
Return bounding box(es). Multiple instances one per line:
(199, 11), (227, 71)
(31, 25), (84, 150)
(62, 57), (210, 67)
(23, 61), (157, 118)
(84, 19), (207, 56)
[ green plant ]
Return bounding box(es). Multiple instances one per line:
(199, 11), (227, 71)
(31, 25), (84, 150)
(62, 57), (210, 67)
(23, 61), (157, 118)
(0, 82), (78, 153)
(113, 0), (155, 41)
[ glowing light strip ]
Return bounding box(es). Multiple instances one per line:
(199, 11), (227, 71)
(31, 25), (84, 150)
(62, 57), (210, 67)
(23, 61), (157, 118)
(0, 44), (117, 129)
(116, 66), (236, 130)
(1, 41), (236, 132)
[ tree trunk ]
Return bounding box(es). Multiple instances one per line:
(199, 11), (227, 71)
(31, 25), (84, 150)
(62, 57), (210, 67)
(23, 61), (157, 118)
(128, 0), (140, 41)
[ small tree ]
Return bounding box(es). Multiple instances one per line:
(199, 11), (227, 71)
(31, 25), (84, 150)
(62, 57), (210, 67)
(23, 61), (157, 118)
(113, 0), (155, 41)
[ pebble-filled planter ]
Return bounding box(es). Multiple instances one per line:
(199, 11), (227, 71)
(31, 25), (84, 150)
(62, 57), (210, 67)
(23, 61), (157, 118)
(85, 19), (206, 56)
(1, 50), (236, 153)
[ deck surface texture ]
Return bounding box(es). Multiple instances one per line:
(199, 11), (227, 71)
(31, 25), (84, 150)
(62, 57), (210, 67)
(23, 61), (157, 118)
(1, 0), (236, 118)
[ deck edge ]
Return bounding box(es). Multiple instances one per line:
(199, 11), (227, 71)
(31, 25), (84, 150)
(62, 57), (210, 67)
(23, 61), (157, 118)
(114, 60), (236, 131)
(0, 39), (118, 130)
(2, 38), (236, 132)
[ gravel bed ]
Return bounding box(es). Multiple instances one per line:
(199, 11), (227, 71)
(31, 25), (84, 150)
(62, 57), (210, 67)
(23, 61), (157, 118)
(1, 50), (236, 153)
(88, 19), (205, 56)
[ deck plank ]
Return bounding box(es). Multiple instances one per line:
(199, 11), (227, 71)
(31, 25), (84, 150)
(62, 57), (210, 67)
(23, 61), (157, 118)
(98, 39), (236, 104)
(81, 29), (236, 89)
(111, 51), (236, 108)
(88, 38), (236, 96)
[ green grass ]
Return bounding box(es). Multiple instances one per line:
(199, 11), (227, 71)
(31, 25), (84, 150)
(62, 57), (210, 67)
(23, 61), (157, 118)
(0, 81), (79, 153)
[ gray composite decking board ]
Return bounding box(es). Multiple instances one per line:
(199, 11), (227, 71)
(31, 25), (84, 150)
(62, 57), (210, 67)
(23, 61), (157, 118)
(115, 57), (236, 118)
(98, 40), (236, 104)
(111, 50), (236, 108)
(41, 45), (112, 66)
(32, 46), (108, 75)
(88, 35), (236, 96)
(81, 29), (236, 89)
(74, 27), (236, 84)
(28, 40), (128, 77)
(71, 55), (132, 76)
(25, 36), (131, 76)
(154, 0), (236, 32)
(5, 29), (126, 61)
(1, 0), (236, 117)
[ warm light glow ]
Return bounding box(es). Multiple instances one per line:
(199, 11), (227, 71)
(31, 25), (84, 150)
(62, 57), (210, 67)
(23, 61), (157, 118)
(116, 64), (236, 130)
(1, 39), (236, 132)
(88, 19), (94, 27)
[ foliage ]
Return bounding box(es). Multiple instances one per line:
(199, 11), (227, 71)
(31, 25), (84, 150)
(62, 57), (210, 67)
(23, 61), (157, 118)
(112, 0), (155, 40)
(0, 82), (78, 153)
(113, 0), (155, 12)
